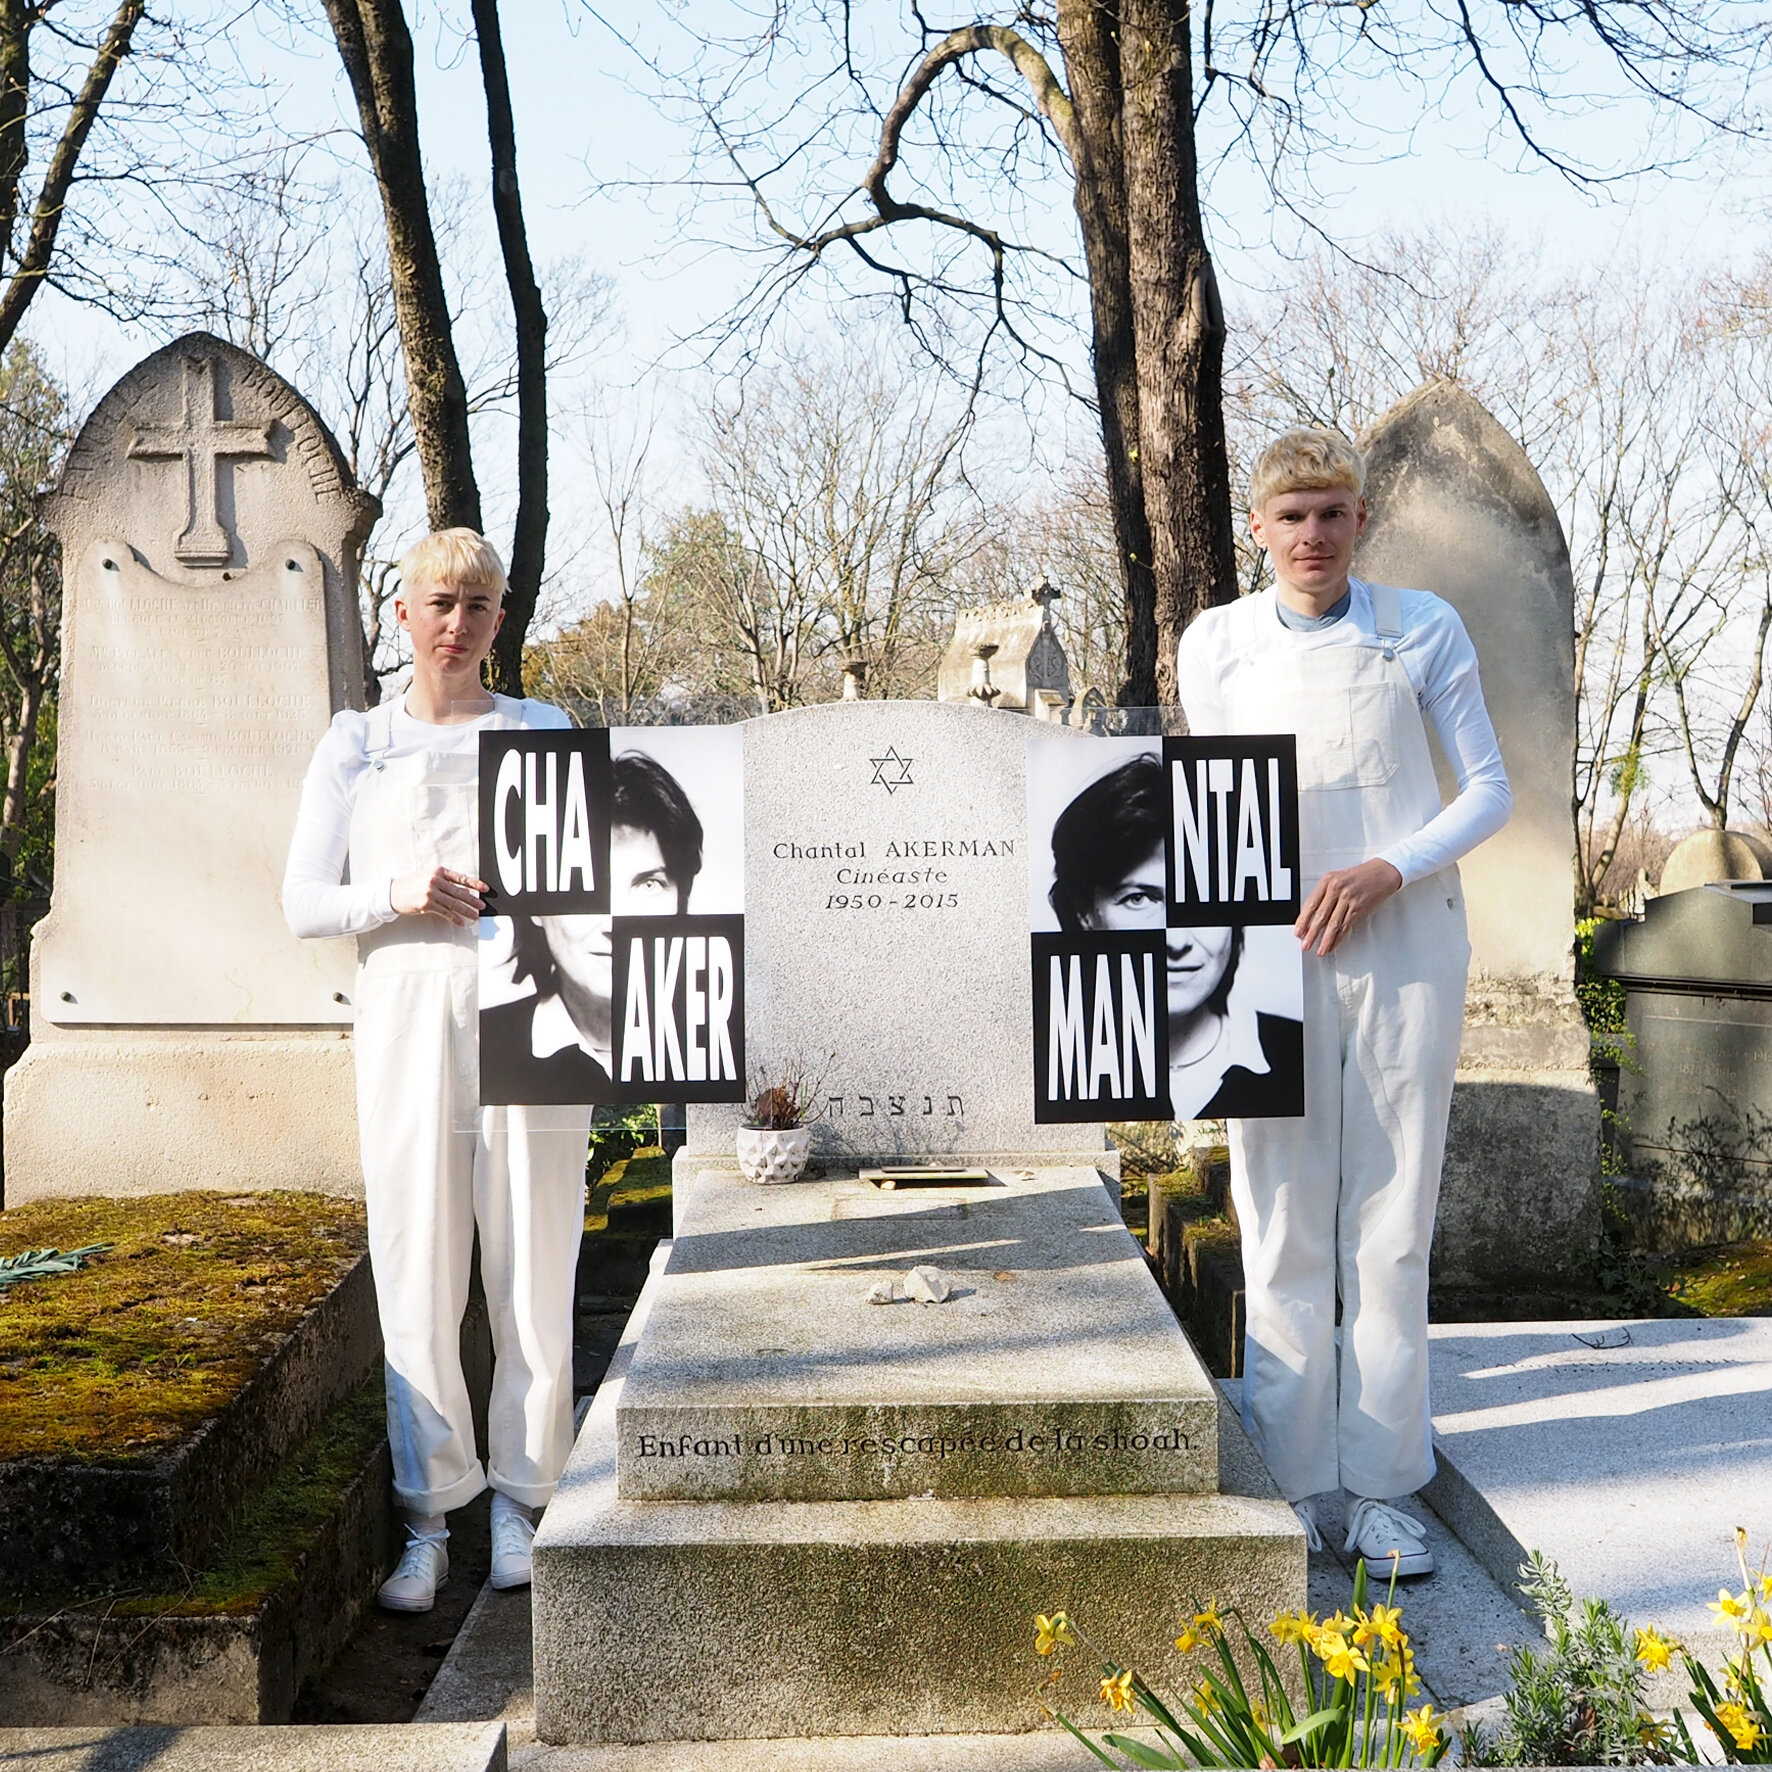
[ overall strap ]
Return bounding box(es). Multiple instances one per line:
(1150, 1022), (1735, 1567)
(363, 696), (399, 767)
(1368, 581), (1404, 641)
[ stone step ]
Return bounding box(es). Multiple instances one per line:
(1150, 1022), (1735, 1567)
(0, 1723), (506, 1770)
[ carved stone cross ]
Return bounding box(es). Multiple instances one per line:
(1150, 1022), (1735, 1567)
(127, 354), (275, 566)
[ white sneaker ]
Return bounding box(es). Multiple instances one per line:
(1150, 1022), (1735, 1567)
(1344, 1496), (1434, 1579)
(377, 1527), (449, 1613)
(490, 1494), (535, 1591)
(1293, 1495), (1326, 1552)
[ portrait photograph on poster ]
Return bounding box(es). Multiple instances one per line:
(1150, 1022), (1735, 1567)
(1025, 730), (1304, 1125)
(478, 726), (746, 1107)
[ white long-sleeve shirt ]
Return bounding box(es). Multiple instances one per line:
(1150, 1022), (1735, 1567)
(282, 696), (570, 941)
(1174, 578), (1512, 887)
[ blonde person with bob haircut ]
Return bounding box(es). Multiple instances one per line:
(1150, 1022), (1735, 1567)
(283, 526), (591, 1612)
(1176, 428), (1511, 1578)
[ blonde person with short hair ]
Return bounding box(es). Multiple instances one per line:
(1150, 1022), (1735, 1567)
(1175, 429), (1512, 1577)
(282, 527), (591, 1611)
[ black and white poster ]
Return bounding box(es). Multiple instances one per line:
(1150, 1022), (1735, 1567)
(1026, 731), (1304, 1125)
(477, 726), (746, 1106)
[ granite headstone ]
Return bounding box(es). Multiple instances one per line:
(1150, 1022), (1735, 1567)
(675, 700), (1118, 1200)
(5, 333), (377, 1201)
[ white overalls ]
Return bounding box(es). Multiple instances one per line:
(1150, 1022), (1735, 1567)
(349, 698), (591, 1516)
(1218, 585), (1470, 1503)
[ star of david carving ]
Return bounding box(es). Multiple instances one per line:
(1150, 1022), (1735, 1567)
(869, 746), (914, 793)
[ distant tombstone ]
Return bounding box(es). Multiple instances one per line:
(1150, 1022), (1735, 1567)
(1657, 829), (1770, 895)
(937, 576), (1072, 718)
(677, 701), (1114, 1197)
(1356, 381), (1600, 1289)
(4, 333), (378, 1203)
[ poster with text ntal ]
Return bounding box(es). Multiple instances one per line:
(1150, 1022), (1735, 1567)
(1026, 730), (1304, 1125)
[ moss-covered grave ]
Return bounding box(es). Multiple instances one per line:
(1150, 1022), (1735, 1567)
(0, 1191), (366, 1463)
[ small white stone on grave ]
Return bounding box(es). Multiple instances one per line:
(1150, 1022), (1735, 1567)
(905, 1265), (952, 1304)
(865, 1278), (903, 1305)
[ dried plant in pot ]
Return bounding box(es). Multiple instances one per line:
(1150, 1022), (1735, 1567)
(736, 1056), (831, 1185)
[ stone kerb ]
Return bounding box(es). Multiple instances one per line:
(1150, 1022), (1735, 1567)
(6, 333), (379, 1203)
(680, 701), (1116, 1186)
(1357, 382), (1600, 1289)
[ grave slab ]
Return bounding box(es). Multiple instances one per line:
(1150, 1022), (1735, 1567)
(619, 1167), (1217, 1502)
(1424, 1317), (1772, 1676)
(532, 1249), (1304, 1744)
(0, 1724), (506, 1771)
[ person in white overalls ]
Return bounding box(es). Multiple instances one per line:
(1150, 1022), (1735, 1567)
(283, 529), (592, 1612)
(1175, 430), (1512, 1577)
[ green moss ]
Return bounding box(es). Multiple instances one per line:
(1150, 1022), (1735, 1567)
(2, 1375), (388, 1617)
(0, 1192), (366, 1462)
(1662, 1240), (1772, 1316)
(585, 1147), (670, 1235)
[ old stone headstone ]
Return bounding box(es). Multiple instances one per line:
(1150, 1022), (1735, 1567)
(676, 701), (1114, 1188)
(4, 333), (377, 1202)
(936, 576), (1072, 716)
(1657, 827), (1771, 895)
(1357, 381), (1600, 1289)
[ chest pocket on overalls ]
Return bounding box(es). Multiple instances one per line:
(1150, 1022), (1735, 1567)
(1234, 655), (1404, 792)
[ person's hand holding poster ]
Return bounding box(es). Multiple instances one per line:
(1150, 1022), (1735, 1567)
(1026, 731), (1304, 1124)
(477, 727), (746, 1107)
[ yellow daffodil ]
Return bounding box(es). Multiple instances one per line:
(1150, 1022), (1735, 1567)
(1173, 1626), (1202, 1654)
(1269, 1609), (1318, 1647)
(1711, 1588), (1753, 1626)
(1372, 1652), (1406, 1695)
(1035, 1612), (1074, 1657)
(1317, 1634), (1370, 1683)
(1724, 1652), (1752, 1694)
(1320, 1609), (1355, 1639)
(1634, 1626), (1675, 1672)
(1101, 1668), (1136, 1713)
(1746, 1607), (1772, 1647)
(1401, 1704), (1446, 1756)
(1715, 1700), (1764, 1752)
(1192, 1678), (1223, 1714)
(1192, 1601), (1224, 1636)
(1760, 1572), (1772, 1602)
(1355, 1603), (1405, 1651)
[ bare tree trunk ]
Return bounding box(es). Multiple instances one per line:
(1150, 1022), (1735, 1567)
(471, 0), (548, 695)
(1055, 0), (1160, 708)
(321, 0), (482, 534)
(1118, 0), (1238, 708)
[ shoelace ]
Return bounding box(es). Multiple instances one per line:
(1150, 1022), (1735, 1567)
(1344, 1498), (1427, 1556)
(391, 1528), (448, 1575)
(491, 1509), (534, 1561)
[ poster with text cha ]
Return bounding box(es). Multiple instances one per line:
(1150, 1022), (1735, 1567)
(1025, 730), (1304, 1124)
(477, 726), (746, 1106)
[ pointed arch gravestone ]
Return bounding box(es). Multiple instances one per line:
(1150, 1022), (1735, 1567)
(1356, 381), (1601, 1289)
(4, 333), (378, 1202)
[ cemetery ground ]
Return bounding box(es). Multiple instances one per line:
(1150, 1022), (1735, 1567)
(8, 1135), (1771, 1748)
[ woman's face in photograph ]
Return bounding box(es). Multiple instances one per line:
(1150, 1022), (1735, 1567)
(1167, 925), (1236, 1019)
(537, 823), (684, 1045)
(1081, 846), (1166, 930)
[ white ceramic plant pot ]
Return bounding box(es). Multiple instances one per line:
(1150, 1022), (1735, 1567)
(735, 1124), (811, 1185)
